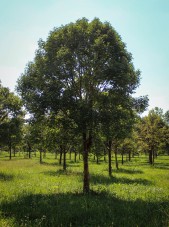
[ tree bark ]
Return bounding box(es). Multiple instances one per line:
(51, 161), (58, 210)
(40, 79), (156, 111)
(96, 155), (99, 164)
(55, 150), (57, 159)
(9, 142), (12, 160)
(115, 146), (119, 170)
(121, 151), (124, 165)
(63, 148), (66, 170)
(59, 145), (62, 165)
(40, 150), (42, 164)
(149, 149), (153, 164)
(104, 149), (106, 162)
(83, 132), (91, 193)
(108, 140), (112, 176)
(152, 150), (155, 164)
(13, 147), (16, 157)
(74, 152), (77, 162)
(128, 150), (131, 162)
(28, 143), (31, 159)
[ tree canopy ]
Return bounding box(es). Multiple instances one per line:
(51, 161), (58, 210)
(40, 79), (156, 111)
(17, 18), (148, 193)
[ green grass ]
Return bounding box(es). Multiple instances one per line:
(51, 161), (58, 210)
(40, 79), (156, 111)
(0, 152), (169, 226)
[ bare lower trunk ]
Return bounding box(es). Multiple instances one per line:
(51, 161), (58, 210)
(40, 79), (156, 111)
(152, 150), (155, 164)
(55, 150), (57, 159)
(108, 140), (112, 176)
(149, 150), (153, 165)
(121, 152), (124, 165)
(40, 150), (42, 164)
(63, 149), (66, 170)
(75, 152), (77, 162)
(59, 152), (62, 165)
(128, 150), (131, 162)
(83, 132), (91, 194)
(115, 149), (119, 170)
(104, 149), (106, 162)
(96, 155), (99, 164)
(9, 142), (12, 160)
(13, 147), (16, 157)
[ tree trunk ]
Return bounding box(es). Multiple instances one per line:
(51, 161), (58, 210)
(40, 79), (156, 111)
(115, 147), (119, 170)
(128, 150), (131, 161)
(108, 140), (112, 176)
(63, 148), (66, 170)
(59, 152), (62, 165)
(28, 144), (31, 159)
(104, 149), (106, 162)
(79, 152), (81, 160)
(75, 152), (77, 162)
(152, 150), (155, 164)
(43, 150), (46, 158)
(149, 150), (153, 164)
(69, 150), (72, 160)
(9, 142), (12, 160)
(13, 147), (16, 157)
(121, 151), (124, 165)
(96, 155), (99, 164)
(55, 150), (57, 159)
(40, 150), (42, 164)
(83, 132), (91, 193)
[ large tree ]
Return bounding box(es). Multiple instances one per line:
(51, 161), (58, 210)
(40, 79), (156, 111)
(17, 18), (147, 193)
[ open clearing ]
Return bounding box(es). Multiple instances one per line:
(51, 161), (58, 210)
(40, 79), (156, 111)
(0, 153), (169, 226)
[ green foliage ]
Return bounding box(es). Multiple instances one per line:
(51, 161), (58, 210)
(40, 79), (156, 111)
(0, 82), (24, 153)
(137, 108), (169, 160)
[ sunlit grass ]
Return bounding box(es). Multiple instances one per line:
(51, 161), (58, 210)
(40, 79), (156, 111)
(0, 152), (168, 226)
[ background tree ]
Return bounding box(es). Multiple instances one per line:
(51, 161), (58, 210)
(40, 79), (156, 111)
(0, 82), (24, 158)
(137, 109), (166, 164)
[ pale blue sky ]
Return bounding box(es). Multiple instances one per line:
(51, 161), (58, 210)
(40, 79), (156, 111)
(0, 0), (169, 113)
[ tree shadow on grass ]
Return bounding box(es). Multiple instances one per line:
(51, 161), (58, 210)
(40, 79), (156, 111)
(154, 163), (169, 169)
(42, 169), (83, 177)
(41, 161), (80, 168)
(40, 161), (59, 166)
(0, 192), (168, 227)
(91, 174), (152, 186)
(114, 168), (144, 174)
(0, 172), (14, 181)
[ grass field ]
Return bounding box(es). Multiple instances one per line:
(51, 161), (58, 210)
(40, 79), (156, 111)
(0, 152), (169, 226)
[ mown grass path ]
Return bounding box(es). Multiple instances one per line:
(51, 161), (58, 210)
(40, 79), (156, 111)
(0, 153), (168, 226)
